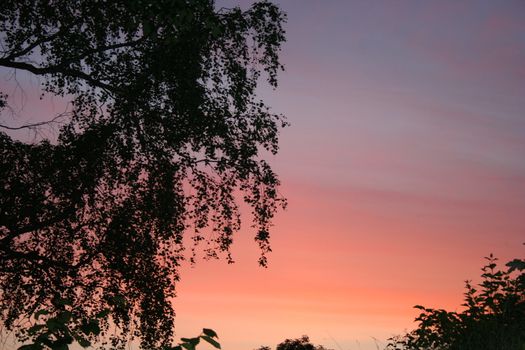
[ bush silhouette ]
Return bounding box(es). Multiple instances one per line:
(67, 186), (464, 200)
(387, 254), (525, 350)
(255, 335), (331, 350)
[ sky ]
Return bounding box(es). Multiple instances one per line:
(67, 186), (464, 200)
(1, 1), (525, 350)
(173, 1), (525, 349)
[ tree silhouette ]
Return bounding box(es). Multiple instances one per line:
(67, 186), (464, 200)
(0, 1), (287, 348)
(276, 336), (331, 350)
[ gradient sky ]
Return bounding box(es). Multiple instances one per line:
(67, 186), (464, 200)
(2, 1), (525, 350)
(173, 1), (525, 349)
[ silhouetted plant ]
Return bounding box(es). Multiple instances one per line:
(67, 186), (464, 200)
(255, 346), (272, 350)
(0, 0), (286, 349)
(17, 298), (221, 350)
(386, 254), (525, 350)
(275, 335), (332, 350)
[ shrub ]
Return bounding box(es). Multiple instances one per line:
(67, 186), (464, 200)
(387, 254), (525, 350)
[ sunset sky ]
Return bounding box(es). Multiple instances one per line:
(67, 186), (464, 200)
(174, 1), (525, 349)
(1, 1), (524, 350)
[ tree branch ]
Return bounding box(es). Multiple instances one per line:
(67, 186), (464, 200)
(0, 58), (118, 94)
(3, 30), (65, 60)
(72, 37), (145, 62)
(0, 207), (76, 246)
(0, 112), (69, 131)
(0, 245), (67, 272)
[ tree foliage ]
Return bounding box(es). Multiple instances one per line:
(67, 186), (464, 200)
(18, 298), (220, 350)
(0, 0), (287, 348)
(275, 336), (331, 350)
(387, 254), (525, 350)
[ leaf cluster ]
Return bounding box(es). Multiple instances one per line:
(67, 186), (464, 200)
(257, 335), (332, 350)
(17, 298), (103, 350)
(17, 300), (220, 350)
(387, 254), (525, 350)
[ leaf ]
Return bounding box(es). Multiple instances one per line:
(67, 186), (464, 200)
(95, 309), (110, 319)
(46, 319), (64, 332)
(34, 310), (49, 320)
(202, 328), (218, 338)
(35, 333), (52, 346)
(62, 335), (74, 345)
(18, 344), (43, 350)
(506, 259), (525, 273)
(57, 311), (72, 323)
(201, 336), (221, 349)
(56, 298), (72, 306)
(143, 22), (153, 36)
(80, 319), (100, 335)
(28, 324), (46, 335)
(181, 343), (195, 350)
(52, 343), (68, 350)
(76, 336), (91, 348)
(181, 337), (200, 346)
(110, 295), (126, 308)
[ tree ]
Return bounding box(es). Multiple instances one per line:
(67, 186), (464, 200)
(275, 336), (332, 350)
(256, 336), (331, 350)
(0, 1), (287, 349)
(387, 254), (525, 350)
(255, 346), (272, 350)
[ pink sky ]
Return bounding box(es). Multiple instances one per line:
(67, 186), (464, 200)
(1, 1), (524, 350)
(173, 1), (525, 349)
